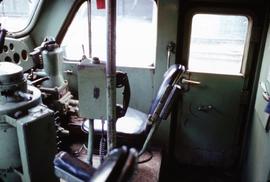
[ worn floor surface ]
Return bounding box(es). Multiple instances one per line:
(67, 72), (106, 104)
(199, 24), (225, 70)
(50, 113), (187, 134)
(69, 144), (162, 182)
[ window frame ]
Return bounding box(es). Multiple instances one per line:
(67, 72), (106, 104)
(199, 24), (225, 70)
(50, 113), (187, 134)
(181, 7), (253, 76)
(2, 0), (44, 38)
(59, 0), (158, 69)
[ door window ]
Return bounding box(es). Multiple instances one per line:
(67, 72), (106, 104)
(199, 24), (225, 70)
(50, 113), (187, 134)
(188, 14), (250, 75)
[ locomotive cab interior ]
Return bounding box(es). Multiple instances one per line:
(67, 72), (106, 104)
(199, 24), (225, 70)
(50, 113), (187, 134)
(0, 0), (270, 182)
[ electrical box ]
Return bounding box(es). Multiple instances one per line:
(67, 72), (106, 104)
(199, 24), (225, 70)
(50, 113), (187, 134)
(78, 59), (107, 119)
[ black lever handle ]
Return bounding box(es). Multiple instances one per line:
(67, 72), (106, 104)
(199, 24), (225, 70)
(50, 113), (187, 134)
(0, 28), (7, 53)
(116, 71), (130, 119)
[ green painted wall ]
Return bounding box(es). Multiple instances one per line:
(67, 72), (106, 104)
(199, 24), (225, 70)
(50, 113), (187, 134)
(151, 0), (179, 147)
(243, 18), (270, 182)
(31, 0), (78, 45)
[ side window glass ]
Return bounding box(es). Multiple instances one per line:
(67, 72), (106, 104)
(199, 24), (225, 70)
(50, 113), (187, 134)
(62, 3), (89, 60)
(62, 0), (157, 68)
(188, 14), (250, 75)
(0, 0), (40, 32)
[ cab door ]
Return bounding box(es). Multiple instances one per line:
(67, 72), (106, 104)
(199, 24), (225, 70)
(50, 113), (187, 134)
(174, 13), (253, 167)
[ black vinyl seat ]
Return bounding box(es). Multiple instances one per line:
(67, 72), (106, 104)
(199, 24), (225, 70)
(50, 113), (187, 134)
(54, 146), (138, 182)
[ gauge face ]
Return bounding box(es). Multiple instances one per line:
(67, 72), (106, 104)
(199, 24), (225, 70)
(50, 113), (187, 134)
(0, 62), (22, 75)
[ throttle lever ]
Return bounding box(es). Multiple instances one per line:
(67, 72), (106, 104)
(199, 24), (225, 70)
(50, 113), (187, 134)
(29, 37), (58, 68)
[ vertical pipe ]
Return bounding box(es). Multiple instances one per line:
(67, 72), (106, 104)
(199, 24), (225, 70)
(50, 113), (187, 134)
(87, 119), (93, 164)
(106, 0), (117, 152)
(87, 0), (93, 164)
(87, 0), (92, 58)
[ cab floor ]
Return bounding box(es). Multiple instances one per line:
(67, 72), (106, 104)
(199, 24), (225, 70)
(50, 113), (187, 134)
(70, 143), (162, 182)
(160, 158), (239, 182)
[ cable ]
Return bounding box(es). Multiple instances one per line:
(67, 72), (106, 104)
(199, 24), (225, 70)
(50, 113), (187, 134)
(73, 144), (87, 157)
(138, 150), (153, 164)
(99, 119), (106, 163)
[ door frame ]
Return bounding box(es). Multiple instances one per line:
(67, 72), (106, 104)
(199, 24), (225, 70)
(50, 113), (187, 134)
(171, 1), (267, 168)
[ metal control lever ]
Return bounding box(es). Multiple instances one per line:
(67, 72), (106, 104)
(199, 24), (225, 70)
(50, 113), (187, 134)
(182, 78), (201, 85)
(166, 42), (176, 69)
(0, 26), (7, 53)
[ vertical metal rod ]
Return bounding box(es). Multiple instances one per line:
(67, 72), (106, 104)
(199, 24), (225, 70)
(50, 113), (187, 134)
(87, 0), (92, 58)
(106, 0), (117, 152)
(139, 120), (160, 156)
(87, 0), (93, 164)
(87, 119), (94, 164)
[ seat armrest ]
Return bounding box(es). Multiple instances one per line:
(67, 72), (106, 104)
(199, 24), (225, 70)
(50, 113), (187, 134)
(54, 147), (138, 182)
(91, 146), (129, 182)
(54, 151), (95, 181)
(117, 148), (138, 182)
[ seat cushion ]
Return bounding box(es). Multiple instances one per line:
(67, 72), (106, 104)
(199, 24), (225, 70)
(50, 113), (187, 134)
(82, 107), (148, 135)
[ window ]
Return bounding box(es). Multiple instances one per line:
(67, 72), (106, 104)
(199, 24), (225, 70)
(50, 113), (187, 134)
(0, 0), (40, 32)
(188, 14), (250, 75)
(62, 3), (89, 60)
(62, 0), (157, 68)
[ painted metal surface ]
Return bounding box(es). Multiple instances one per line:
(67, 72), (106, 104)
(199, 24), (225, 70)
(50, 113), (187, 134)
(243, 21), (270, 182)
(0, 102), (57, 182)
(175, 73), (245, 167)
(173, 0), (267, 170)
(0, 86), (41, 115)
(0, 36), (36, 71)
(13, 105), (57, 182)
(41, 47), (66, 88)
(0, 62), (57, 181)
(78, 60), (107, 119)
(0, 119), (21, 181)
(106, 0), (117, 151)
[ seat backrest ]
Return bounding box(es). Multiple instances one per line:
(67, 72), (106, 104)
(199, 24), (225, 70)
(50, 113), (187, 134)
(91, 146), (138, 182)
(138, 64), (185, 155)
(148, 64), (185, 122)
(149, 64), (185, 114)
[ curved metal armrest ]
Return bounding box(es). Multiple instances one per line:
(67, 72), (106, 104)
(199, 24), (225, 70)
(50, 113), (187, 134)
(139, 64), (185, 156)
(54, 146), (138, 182)
(54, 151), (96, 182)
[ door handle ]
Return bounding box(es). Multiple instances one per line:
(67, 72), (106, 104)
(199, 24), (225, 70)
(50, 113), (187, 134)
(198, 105), (213, 112)
(182, 78), (201, 85)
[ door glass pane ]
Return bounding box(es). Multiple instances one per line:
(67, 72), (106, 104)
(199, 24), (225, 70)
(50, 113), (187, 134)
(188, 14), (249, 75)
